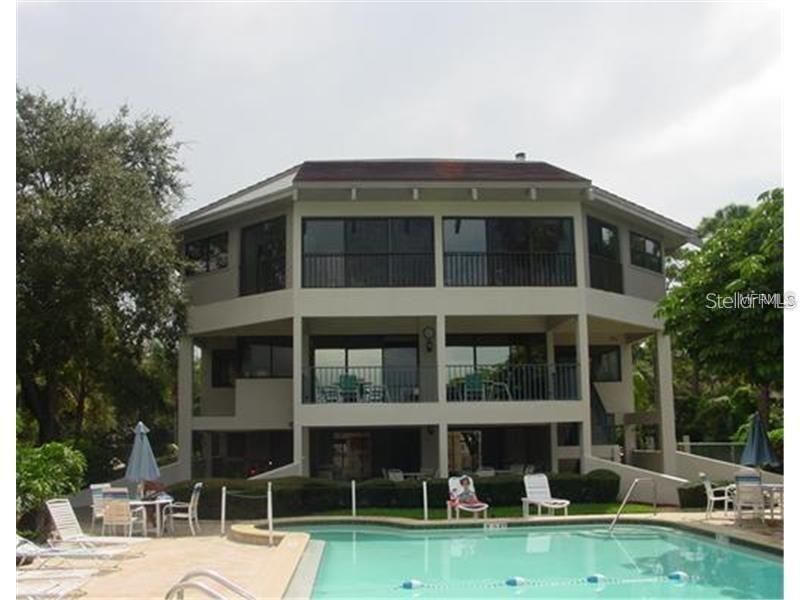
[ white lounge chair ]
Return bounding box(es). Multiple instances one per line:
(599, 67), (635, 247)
(475, 466), (495, 478)
(16, 575), (90, 599)
(16, 535), (128, 570)
(698, 473), (732, 519)
(46, 498), (149, 548)
(446, 475), (489, 519)
(386, 469), (404, 482)
(164, 482), (203, 536)
(522, 473), (570, 517)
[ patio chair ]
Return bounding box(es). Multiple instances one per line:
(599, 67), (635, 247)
(89, 483), (111, 533)
(338, 373), (360, 402)
(317, 384), (341, 403)
(698, 473), (732, 519)
(508, 463), (526, 475)
(419, 466), (436, 479)
(733, 473), (766, 524)
(164, 482), (203, 536)
(446, 475), (489, 520)
(16, 535), (128, 570)
(522, 473), (570, 517)
(101, 488), (147, 537)
(386, 469), (404, 482)
(363, 383), (389, 402)
(46, 499), (149, 548)
(463, 373), (485, 401)
(475, 466), (495, 478)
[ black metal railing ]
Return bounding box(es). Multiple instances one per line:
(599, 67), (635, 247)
(446, 363), (579, 401)
(303, 366), (435, 403)
(444, 252), (576, 287)
(303, 253), (435, 288)
(589, 254), (623, 294)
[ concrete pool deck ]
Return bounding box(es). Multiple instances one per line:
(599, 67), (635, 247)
(18, 510), (781, 599)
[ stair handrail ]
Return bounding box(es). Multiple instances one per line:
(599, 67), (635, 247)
(608, 477), (657, 533)
(164, 569), (256, 600)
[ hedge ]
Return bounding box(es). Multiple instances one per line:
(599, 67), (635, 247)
(167, 470), (620, 520)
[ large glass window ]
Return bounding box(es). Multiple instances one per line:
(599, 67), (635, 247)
(587, 217), (623, 293)
(443, 217), (575, 286)
(630, 232), (663, 273)
(302, 218), (434, 287)
(240, 216), (286, 296)
(238, 337), (293, 378)
(590, 345), (621, 382)
(185, 233), (228, 275)
(211, 349), (236, 388)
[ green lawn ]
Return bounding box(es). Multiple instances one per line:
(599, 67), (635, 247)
(312, 503), (654, 520)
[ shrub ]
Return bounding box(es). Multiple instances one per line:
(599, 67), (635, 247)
(17, 442), (86, 534)
(168, 469), (621, 520)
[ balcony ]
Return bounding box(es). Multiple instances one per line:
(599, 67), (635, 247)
(589, 254), (623, 294)
(303, 366), (436, 403)
(447, 363), (579, 401)
(444, 252), (576, 287)
(303, 253), (435, 288)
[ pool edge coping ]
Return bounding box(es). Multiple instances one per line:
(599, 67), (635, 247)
(269, 514), (783, 557)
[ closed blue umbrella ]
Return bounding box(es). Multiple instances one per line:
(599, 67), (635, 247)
(125, 421), (161, 486)
(740, 412), (778, 468)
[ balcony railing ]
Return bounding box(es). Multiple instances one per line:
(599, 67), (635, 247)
(303, 366), (436, 403)
(303, 253), (434, 288)
(589, 254), (623, 294)
(444, 252), (576, 287)
(446, 363), (579, 401)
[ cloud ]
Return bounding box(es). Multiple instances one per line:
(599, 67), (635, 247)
(17, 3), (781, 227)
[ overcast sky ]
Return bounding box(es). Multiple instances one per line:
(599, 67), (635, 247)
(17, 2), (781, 227)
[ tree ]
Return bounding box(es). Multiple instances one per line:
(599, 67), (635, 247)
(16, 89), (187, 443)
(657, 189), (783, 425)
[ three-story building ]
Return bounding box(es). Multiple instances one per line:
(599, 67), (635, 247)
(173, 157), (698, 484)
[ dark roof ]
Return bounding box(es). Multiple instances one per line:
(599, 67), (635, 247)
(294, 159), (589, 183)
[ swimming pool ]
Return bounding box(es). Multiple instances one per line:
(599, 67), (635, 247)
(288, 523), (783, 598)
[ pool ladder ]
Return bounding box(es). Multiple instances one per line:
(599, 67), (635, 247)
(164, 569), (257, 600)
(608, 477), (658, 533)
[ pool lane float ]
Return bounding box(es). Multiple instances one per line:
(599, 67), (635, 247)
(400, 579), (423, 590)
(586, 574), (607, 584)
(505, 576), (527, 587)
(668, 571), (690, 585)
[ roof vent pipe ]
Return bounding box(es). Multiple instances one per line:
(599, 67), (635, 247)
(515, 152), (526, 161)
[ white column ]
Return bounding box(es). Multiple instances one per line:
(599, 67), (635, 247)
(437, 424), (449, 479)
(576, 314), (593, 472)
(433, 214), (444, 288)
(176, 336), (194, 481)
(292, 316), (307, 475)
(655, 332), (678, 474)
(549, 423), (559, 473)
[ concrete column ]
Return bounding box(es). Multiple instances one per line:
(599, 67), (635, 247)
(624, 425), (637, 464)
(433, 214), (444, 288)
(292, 316), (308, 475)
(572, 205), (588, 289)
(176, 336), (194, 481)
(655, 332), (678, 475)
(437, 424), (449, 479)
(549, 423), (559, 473)
(435, 314), (447, 405)
(576, 314), (593, 472)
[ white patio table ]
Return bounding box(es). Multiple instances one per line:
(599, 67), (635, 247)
(129, 494), (174, 537)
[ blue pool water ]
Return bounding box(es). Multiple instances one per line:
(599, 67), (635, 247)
(289, 524), (783, 598)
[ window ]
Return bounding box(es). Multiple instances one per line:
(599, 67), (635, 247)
(443, 217), (575, 286)
(240, 216), (286, 296)
(185, 233), (228, 274)
(630, 232), (663, 273)
(587, 218), (619, 261)
(302, 218), (434, 287)
(211, 350), (237, 388)
(239, 337), (293, 378)
(590, 346), (621, 382)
